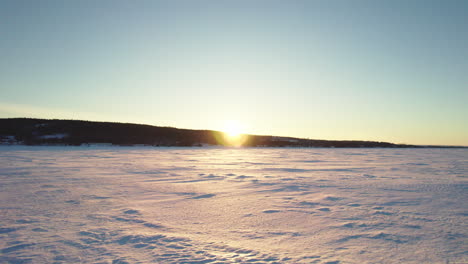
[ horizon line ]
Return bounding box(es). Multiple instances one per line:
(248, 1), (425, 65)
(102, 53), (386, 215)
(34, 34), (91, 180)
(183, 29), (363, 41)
(2, 117), (467, 148)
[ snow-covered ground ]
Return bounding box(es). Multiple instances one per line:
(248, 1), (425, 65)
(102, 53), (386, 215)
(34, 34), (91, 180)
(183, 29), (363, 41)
(0, 146), (466, 264)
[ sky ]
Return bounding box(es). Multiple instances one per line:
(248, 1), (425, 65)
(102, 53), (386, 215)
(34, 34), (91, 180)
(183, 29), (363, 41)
(1, 0), (467, 146)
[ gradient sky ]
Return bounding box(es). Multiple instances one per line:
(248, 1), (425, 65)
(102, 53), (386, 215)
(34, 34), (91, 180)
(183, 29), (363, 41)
(1, 0), (467, 145)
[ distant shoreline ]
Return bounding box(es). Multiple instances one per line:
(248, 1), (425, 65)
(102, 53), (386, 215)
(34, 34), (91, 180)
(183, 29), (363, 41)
(1, 118), (466, 148)
(1, 143), (466, 149)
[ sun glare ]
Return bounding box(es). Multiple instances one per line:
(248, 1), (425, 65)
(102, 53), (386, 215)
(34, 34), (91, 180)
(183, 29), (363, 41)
(224, 121), (243, 138)
(219, 121), (249, 147)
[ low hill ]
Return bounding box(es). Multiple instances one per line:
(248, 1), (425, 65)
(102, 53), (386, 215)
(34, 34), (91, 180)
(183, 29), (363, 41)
(0, 118), (432, 148)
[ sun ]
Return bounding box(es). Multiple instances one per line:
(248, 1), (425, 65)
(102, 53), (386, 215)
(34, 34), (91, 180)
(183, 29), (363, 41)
(219, 120), (249, 147)
(224, 120), (243, 137)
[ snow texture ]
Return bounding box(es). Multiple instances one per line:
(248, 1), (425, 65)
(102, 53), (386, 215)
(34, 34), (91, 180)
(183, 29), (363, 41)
(0, 146), (466, 263)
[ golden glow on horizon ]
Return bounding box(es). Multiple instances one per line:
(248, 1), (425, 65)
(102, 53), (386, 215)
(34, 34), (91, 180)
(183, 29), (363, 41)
(215, 120), (249, 147)
(223, 120), (243, 138)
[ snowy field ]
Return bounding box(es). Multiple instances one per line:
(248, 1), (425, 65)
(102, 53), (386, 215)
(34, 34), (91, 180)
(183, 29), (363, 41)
(0, 146), (466, 264)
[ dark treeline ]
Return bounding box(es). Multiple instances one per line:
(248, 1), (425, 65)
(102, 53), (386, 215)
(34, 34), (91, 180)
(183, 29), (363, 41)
(0, 118), (456, 148)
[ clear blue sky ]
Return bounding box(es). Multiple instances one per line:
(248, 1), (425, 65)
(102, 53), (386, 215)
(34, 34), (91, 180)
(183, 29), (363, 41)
(1, 0), (467, 145)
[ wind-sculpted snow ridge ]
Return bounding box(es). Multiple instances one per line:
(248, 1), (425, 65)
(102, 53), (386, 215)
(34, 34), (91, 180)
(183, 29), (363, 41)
(0, 147), (466, 263)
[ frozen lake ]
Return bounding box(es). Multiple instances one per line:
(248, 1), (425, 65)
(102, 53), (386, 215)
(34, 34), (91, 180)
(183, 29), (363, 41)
(0, 146), (466, 263)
